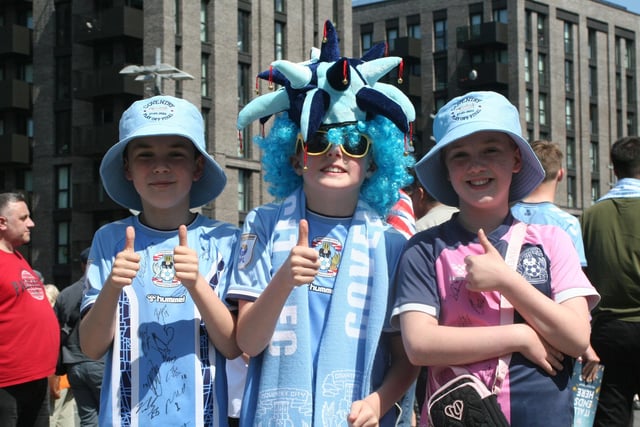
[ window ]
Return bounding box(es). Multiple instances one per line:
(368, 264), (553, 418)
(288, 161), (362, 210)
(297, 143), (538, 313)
(434, 18), (447, 51)
(563, 22), (573, 56)
(238, 63), (250, 106)
(175, 0), (181, 35)
(493, 8), (507, 23)
(55, 111), (71, 156)
(627, 111), (636, 136)
(495, 49), (507, 64)
(627, 75), (635, 104)
(625, 39), (635, 71)
(201, 54), (209, 97)
(525, 11), (532, 43)
(588, 29), (597, 61)
(55, 2), (71, 47)
(55, 57), (71, 101)
(566, 137), (575, 170)
(615, 37), (621, 67)
(617, 110), (623, 138)
(434, 57), (447, 90)
(564, 60), (573, 93)
(238, 170), (251, 212)
(470, 13), (482, 37)
(408, 22), (421, 39)
(539, 93), (548, 126)
(56, 165), (71, 209)
(238, 9), (250, 53)
(56, 222), (70, 265)
(361, 32), (373, 53)
(567, 175), (576, 208)
(275, 21), (285, 60)
(524, 50), (531, 83)
(590, 104), (599, 135)
(616, 73), (622, 102)
(591, 181), (600, 203)
(565, 99), (574, 131)
(537, 14), (546, 46)
(200, 0), (209, 42)
(590, 141), (599, 173)
(275, 0), (285, 13)
(202, 109), (210, 149)
(589, 66), (597, 98)
(525, 90), (533, 123)
(538, 53), (547, 86)
(386, 26), (398, 51)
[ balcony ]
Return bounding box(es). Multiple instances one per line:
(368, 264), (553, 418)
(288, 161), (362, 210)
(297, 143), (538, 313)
(388, 37), (421, 59)
(0, 25), (31, 56)
(0, 133), (30, 164)
(457, 62), (510, 90)
(72, 123), (119, 157)
(0, 79), (31, 110)
(73, 65), (144, 100)
(74, 6), (143, 45)
(457, 22), (509, 48)
(72, 183), (122, 212)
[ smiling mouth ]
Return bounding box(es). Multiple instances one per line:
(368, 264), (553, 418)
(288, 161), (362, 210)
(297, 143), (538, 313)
(322, 166), (345, 173)
(469, 178), (490, 186)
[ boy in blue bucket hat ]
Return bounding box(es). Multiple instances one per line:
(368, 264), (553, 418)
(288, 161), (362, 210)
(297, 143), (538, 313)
(80, 95), (241, 426)
(391, 91), (599, 426)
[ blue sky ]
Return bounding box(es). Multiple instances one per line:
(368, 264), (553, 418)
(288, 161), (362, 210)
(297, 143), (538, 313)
(353, 0), (640, 14)
(606, 0), (640, 14)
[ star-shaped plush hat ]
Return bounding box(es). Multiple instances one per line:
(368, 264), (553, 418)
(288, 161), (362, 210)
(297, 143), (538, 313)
(237, 20), (415, 141)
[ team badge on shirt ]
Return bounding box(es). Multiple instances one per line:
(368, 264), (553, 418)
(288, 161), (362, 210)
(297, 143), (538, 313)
(311, 237), (342, 277)
(238, 233), (258, 270)
(151, 251), (180, 287)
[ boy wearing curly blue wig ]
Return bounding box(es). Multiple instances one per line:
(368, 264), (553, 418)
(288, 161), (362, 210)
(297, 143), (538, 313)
(226, 20), (419, 427)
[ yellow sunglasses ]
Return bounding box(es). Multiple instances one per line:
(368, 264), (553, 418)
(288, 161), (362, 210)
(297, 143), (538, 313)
(296, 127), (371, 159)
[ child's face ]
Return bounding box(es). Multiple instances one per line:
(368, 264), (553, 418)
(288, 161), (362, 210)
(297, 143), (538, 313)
(292, 132), (373, 199)
(124, 136), (204, 210)
(443, 131), (522, 208)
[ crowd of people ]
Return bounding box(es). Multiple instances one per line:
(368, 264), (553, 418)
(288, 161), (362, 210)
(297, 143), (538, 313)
(1, 19), (639, 427)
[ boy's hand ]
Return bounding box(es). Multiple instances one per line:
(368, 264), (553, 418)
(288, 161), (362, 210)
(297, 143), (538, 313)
(283, 219), (320, 288)
(517, 323), (565, 376)
(174, 225), (200, 289)
(464, 228), (512, 292)
(108, 226), (140, 288)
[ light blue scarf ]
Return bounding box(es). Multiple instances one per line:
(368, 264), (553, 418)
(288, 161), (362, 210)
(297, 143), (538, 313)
(597, 178), (640, 202)
(244, 188), (393, 427)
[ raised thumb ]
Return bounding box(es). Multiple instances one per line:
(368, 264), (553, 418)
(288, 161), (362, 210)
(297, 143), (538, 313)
(297, 219), (309, 247)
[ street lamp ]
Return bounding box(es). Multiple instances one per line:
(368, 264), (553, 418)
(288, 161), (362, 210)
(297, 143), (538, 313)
(119, 47), (194, 96)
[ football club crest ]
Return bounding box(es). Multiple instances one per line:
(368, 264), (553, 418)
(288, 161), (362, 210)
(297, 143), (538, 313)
(238, 233), (258, 270)
(151, 251), (180, 287)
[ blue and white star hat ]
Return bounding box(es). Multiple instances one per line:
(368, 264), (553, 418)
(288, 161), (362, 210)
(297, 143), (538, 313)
(237, 20), (415, 142)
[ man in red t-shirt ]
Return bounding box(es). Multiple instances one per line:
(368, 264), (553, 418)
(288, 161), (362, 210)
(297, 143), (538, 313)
(0, 192), (60, 427)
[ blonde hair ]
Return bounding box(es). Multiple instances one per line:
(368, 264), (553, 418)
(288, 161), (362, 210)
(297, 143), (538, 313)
(44, 284), (60, 307)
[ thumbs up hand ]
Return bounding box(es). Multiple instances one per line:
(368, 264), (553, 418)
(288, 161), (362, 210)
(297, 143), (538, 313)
(108, 226), (140, 289)
(283, 219), (320, 288)
(464, 228), (511, 293)
(174, 225), (200, 289)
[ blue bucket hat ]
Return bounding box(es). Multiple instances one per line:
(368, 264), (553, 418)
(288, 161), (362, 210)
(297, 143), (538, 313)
(414, 91), (544, 207)
(100, 95), (227, 211)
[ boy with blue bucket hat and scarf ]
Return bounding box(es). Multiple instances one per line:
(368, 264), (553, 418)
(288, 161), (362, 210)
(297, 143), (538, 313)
(391, 91), (600, 426)
(79, 95), (241, 426)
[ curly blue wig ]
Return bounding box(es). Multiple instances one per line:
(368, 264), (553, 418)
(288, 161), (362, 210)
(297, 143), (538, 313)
(257, 113), (414, 216)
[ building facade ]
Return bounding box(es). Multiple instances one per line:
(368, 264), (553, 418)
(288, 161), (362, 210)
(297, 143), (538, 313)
(354, 0), (639, 212)
(2, 0), (351, 285)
